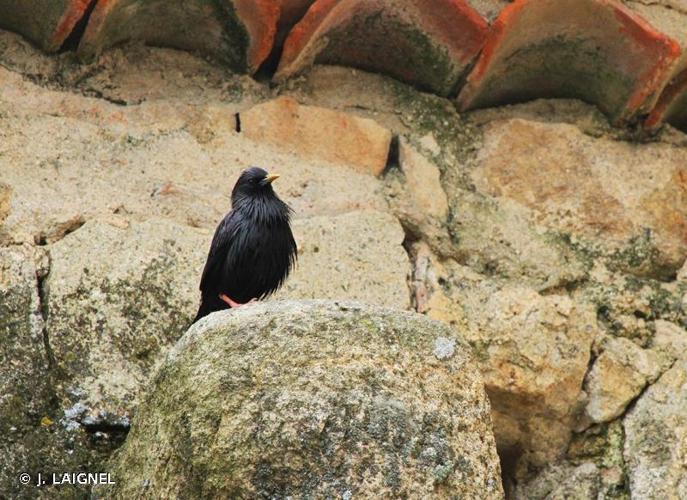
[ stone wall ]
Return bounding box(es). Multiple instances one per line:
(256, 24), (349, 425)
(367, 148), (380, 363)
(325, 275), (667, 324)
(1, 1), (687, 498)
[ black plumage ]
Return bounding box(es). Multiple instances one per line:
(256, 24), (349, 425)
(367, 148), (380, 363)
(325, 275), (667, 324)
(193, 167), (297, 322)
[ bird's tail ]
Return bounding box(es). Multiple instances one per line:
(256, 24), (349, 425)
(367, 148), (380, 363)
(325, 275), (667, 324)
(193, 295), (230, 324)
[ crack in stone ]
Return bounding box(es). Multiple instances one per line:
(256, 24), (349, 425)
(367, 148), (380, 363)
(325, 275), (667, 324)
(36, 252), (57, 372)
(34, 215), (86, 246)
(619, 357), (678, 421)
(400, 228), (423, 313)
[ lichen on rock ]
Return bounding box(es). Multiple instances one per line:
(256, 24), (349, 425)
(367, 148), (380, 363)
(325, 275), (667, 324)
(101, 301), (503, 499)
(45, 217), (209, 415)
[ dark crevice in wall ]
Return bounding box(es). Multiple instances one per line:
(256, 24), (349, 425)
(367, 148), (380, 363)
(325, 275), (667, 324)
(254, 5), (314, 80)
(399, 225), (422, 313)
(235, 112), (242, 133)
(498, 443), (524, 500)
(59, 0), (99, 53)
(383, 135), (400, 175)
(254, 44), (283, 82)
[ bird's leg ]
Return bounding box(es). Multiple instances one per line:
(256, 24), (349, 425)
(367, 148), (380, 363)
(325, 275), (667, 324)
(219, 294), (256, 308)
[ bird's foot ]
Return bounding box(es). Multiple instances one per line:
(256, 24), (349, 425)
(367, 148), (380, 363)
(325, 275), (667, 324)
(219, 294), (257, 308)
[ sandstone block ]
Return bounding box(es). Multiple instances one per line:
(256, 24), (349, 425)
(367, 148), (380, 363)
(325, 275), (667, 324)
(46, 218), (208, 414)
(398, 139), (449, 221)
(584, 336), (664, 424)
(241, 96), (392, 176)
(276, 211), (411, 309)
(471, 118), (687, 279)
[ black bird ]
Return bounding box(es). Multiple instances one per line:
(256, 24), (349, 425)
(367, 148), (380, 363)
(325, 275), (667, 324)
(193, 167), (297, 322)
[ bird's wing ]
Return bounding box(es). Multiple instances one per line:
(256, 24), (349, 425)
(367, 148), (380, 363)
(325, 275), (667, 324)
(199, 210), (240, 292)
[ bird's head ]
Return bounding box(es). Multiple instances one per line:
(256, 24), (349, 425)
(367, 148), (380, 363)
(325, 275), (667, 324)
(231, 167), (281, 206)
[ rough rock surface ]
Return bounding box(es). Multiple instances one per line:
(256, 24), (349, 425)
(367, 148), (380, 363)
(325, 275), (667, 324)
(583, 336), (665, 425)
(408, 244), (597, 473)
(46, 217), (208, 414)
(624, 359), (687, 499)
(0, 246), (49, 491)
(471, 118), (687, 280)
(384, 139), (451, 251)
(398, 139), (449, 222)
(288, 67), (687, 489)
(457, 278), (597, 470)
(277, 211), (412, 309)
(527, 420), (628, 499)
(42, 209), (413, 417)
(0, 245), (48, 440)
(652, 319), (687, 361)
(240, 96), (393, 176)
(102, 301), (503, 499)
(514, 462), (602, 500)
(0, 59), (389, 244)
(0, 245), (103, 500)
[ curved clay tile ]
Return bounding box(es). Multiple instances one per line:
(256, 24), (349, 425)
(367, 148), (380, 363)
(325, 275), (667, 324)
(278, 0), (316, 37)
(271, 0), (316, 62)
(0, 0), (93, 52)
(77, 0), (280, 73)
(631, 1), (687, 131)
(647, 68), (687, 131)
(457, 0), (681, 125)
(275, 0), (488, 96)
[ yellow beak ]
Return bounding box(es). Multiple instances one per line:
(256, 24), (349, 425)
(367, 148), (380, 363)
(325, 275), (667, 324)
(264, 173), (280, 184)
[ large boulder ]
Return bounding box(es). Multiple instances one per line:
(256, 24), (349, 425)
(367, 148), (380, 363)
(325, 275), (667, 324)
(103, 301), (504, 498)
